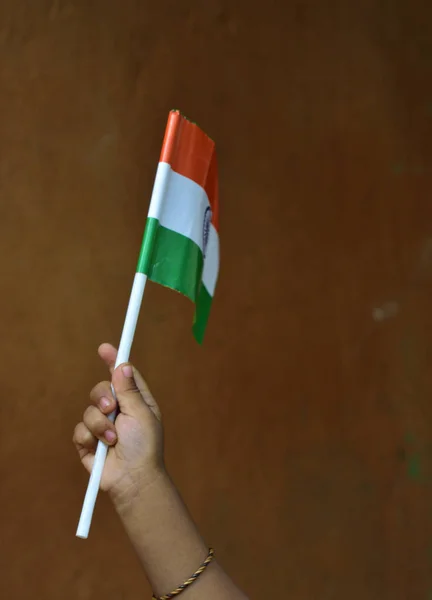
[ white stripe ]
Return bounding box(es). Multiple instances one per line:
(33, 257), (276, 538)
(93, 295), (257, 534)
(147, 162), (172, 221)
(148, 163), (210, 251)
(202, 225), (219, 297)
(148, 162), (219, 298)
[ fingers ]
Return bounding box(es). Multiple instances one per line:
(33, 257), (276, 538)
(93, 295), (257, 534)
(73, 422), (96, 473)
(98, 343), (118, 374)
(111, 363), (161, 421)
(73, 421), (96, 452)
(89, 380), (117, 414)
(111, 363), (144, 416)
(82, 405), (117, 444)
(97, 342), (162, 421)
(73, 378), (118, 466)
(133, 366), (162, 421)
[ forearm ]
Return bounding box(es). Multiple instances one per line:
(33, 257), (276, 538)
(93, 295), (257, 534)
(111, 470), (247, 599)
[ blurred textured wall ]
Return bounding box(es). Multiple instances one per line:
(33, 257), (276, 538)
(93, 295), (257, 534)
(1, 1), (432, 598)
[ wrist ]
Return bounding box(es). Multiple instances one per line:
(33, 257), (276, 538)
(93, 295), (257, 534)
(110, 465), (210, 597)
(109, 464), (171, 513)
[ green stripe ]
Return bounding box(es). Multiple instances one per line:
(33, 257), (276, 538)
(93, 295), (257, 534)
(192, 283), (213, 344)
(147, 222), (203, 301)
(137, 218), (212, 342)
(137, 217), (159, 275)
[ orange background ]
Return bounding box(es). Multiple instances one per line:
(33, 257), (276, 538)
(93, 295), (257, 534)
(1, 1), (432, 598)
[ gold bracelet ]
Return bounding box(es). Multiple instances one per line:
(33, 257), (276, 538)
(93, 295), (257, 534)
(152, 548), (215, 599)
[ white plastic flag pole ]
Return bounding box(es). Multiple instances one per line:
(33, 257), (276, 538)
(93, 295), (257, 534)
(75, 273), (147, 538)
(76, 162), (170, 539)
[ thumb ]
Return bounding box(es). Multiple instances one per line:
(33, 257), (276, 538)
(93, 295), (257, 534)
(111, 363), (151, 418)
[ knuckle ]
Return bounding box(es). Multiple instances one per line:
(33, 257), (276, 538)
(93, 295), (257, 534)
(83, 406), (101, 428)
(122, 383), (140, 395)
(73, 422), (87, 445)
(83, 405), (107, 434)
(83, 405), (96, 422)
(72, 423), (81, 443)
(83, 431), (96, 447)
(90, 381), (111, 402)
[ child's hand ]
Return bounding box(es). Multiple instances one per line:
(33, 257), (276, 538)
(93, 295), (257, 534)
(73, 343), (164, 501)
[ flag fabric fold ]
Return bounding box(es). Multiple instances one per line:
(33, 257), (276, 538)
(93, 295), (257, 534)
(136, 110), (219, 343)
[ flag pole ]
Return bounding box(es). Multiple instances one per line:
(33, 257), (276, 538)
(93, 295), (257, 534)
(76, 160), (171, 539)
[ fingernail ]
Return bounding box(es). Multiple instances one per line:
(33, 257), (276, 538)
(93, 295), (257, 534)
(100, 397), (110, 410)
(122, 364), (133, 378)
(105, 430), (116, 443)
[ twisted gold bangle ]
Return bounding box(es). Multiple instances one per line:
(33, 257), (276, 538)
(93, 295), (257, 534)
(152, 548), (215, 599)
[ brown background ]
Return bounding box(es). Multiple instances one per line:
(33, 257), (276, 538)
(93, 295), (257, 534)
(1, 1), (432, 598)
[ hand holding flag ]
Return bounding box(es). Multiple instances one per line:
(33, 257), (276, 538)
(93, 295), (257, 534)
(76, 111), (219, 538)
(73, 343), (163, 496)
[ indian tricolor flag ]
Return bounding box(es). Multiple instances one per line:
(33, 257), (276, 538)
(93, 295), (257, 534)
(136, 110), (219, 343)
(76, 111), (220, 539)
